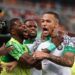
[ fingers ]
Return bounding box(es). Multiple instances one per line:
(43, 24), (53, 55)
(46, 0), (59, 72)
(6, 61), (17, 72)
(0, 44), (13, 52)
(32, 51), (47, 60)
(6, 47), (14, 51)
(0, 43), (6, 49)
(6, 45), (14, 51)
(2, 43), (6, 47)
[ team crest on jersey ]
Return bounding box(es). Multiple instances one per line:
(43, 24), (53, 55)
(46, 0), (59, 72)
(57, 45), (63, 50)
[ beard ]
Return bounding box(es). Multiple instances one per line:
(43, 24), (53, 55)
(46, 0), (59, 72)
(18, 32), (25, 40)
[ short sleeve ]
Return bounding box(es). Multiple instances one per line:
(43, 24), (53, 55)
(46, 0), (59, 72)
(47, 43), (56, 52)
(6, 41), (28, 60)
(63, 46), (75, 54)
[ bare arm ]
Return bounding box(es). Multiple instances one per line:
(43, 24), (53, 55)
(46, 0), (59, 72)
(34, 51), (74, 67)
(46, 52), (74, 67)
(19, 52), (41, 69)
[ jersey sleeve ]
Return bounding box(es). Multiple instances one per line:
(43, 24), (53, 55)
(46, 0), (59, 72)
(63, 46), (75, 54)
(6, 41), (28, 60)
(47, 43), (56, 52)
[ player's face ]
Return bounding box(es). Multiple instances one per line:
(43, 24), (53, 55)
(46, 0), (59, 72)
(14, 20), (25, 37)
(25, 21), (37, 38)
(41, 14), (59, 36)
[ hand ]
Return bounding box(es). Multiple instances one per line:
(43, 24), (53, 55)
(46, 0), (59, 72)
(0, 43), (14, 55)
(6, 61), (18, 72)
(6, 46), (14, 52)
(0, 43), (13, 51)
(33, 51), (48, 60)
(0, 43), (6, 51)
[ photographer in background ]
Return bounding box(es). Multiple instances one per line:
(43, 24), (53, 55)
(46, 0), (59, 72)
(0, 7), (11, 46)
(0, 7), (10, 34)
(0, 7), (13, 73)
(0, 7), (12, 54)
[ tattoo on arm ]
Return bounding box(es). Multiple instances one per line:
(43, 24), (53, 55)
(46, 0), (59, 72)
(46, 53), (74, 67)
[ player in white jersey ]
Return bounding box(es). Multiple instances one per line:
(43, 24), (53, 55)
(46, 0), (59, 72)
(33, 11), (75, 75)
(23, 17), (62, 75)
(24, 20), (42, 75)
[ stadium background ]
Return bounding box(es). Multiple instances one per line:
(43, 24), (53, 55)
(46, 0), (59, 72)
(0, 0), (75, 33)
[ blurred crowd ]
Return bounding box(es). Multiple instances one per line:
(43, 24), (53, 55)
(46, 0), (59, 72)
(0, 0), (75, 32)
(0, 1), (75, 75)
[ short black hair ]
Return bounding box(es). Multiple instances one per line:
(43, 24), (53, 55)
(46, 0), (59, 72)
(9, 18), (19, 32)
(24, 19), (34, 23)
(43, 11), (65, 25)
(43, 11), (60, 20)
(43, 11), (69, 29)
(24, 19), (38, 26)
